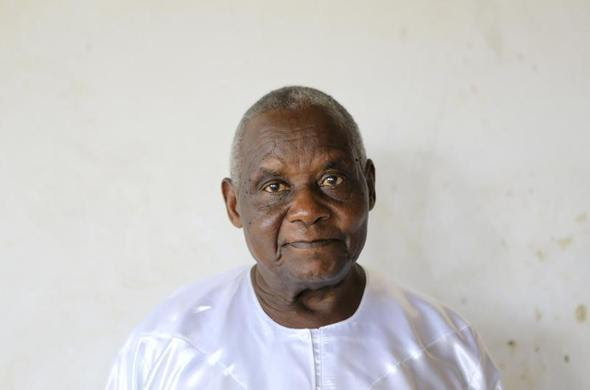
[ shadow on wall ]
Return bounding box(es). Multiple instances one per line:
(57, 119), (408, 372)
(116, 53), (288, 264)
(363, 147), (583, 389)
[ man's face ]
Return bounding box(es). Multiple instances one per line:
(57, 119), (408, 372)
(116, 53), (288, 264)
(224, 106), (375, 289)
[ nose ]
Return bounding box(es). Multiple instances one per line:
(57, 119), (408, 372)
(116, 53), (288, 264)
(287, 186), (330, 227)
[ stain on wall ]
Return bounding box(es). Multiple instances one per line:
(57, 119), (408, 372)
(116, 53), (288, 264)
(555, 237), (573, 250)
(576, 305), (587, 323)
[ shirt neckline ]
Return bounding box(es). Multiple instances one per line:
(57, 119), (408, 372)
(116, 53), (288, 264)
(244, 263), (371, 333)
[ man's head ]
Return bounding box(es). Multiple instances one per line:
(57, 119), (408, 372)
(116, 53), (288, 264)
(222, 86), (376, 290)
(230, 86), (367, 188)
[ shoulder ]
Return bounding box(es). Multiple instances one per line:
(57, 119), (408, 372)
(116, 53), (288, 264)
(135, 265), (250, 337)
(363, 269), (472, 340)
(362, 269), (503, 389)
(106, 266), (251, 389)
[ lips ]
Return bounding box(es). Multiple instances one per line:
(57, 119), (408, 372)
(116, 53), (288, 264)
(285, 239), (340, 249)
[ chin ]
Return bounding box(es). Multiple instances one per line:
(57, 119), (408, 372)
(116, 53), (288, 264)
(286, 256), (352, 287)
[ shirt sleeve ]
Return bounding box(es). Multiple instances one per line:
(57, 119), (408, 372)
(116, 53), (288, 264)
(105, 334), (247, 390)
(105, 334), (170, 390)
(368, 324), (504, 390)
(458, 325), (504, 390)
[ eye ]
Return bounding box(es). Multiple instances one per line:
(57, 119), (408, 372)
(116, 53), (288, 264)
(262, 182), (289, 193)
(319, 175), (343, 188)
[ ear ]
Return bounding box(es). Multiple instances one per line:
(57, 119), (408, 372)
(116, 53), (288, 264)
(364, 159), (376, 210)
(221, 178), (243, 228)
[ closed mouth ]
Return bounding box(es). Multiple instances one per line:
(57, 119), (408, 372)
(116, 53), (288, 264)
(286, 239), (340, 249)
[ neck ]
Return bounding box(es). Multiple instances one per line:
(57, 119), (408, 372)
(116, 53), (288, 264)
(250, 263), (366, 329)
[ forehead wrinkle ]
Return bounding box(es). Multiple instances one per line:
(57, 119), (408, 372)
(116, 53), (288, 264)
(276, 148), (355, 175)
(241, 117), (358, 181)
(256, 153), (286, 172)
(260, 132), (353, 157)
(245, 151), (286, 180)
(255, 126), (325, 148)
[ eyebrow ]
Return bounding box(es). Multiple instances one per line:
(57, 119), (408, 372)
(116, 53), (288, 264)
(248, 149), (357, 183)
(321, 156), (358, 172)
(256, 167), (283, 177)
(322, 160), (349, 170)
(249, 167), (285, 186)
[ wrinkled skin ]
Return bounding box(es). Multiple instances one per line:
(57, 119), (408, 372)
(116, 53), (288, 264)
(222, 106), (376, 328)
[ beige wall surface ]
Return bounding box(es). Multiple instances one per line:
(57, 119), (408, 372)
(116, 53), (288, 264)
(1, 1), (589, 389)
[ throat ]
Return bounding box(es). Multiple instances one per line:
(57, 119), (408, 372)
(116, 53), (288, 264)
(250, 264), (366, 329)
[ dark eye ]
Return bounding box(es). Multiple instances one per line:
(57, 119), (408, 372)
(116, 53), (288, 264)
(262, 182), (289, 193)
(319, 175), (343, 188)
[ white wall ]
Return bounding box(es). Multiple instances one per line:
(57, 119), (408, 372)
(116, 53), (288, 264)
(1, 1), (588, 389)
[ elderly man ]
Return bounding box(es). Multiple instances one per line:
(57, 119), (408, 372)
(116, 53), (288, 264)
(107, 86), (503, 389)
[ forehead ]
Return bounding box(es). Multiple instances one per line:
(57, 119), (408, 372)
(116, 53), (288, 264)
(240, 107), (357, 172)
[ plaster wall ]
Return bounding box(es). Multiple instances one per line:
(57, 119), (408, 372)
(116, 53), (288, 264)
(1, 1), (589, 389)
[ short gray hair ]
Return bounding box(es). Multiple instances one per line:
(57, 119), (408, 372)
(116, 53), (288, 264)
(230, 86), (366, 187)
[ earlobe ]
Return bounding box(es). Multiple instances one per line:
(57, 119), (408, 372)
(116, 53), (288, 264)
(221, 178), (243, 228)
(364, 159), (376, 210)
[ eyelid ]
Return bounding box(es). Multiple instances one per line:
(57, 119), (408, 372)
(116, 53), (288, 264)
(261, 179), (290, 193)
(321, 169), (347, 178)
(319, 173), (344, 187)
(255, 174), (283, 189)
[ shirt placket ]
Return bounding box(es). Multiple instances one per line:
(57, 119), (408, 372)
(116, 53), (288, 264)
(310, 329), (322, 390)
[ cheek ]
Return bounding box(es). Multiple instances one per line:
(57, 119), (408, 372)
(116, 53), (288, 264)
(342, 215), (369, 261)
(344, 213), (368, 246)
(335, 196), (370, 249)
(242, 203), (285, 257)
(339, 195), (369, 229)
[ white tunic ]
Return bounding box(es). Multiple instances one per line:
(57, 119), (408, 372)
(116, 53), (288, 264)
(106, 265), (503, 389)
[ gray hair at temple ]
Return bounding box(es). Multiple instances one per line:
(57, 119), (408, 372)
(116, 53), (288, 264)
(230, 86), (366, 188)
